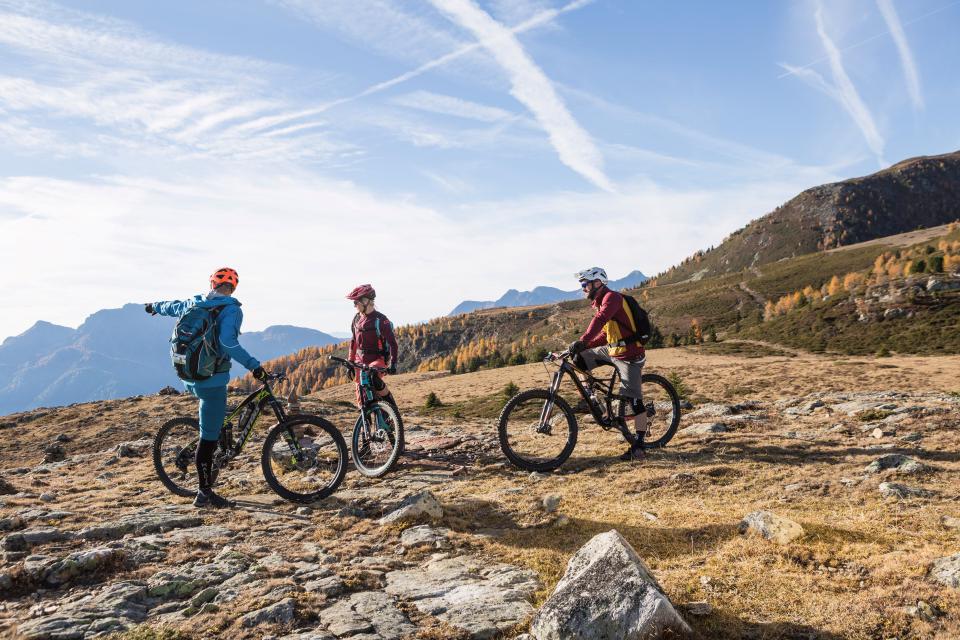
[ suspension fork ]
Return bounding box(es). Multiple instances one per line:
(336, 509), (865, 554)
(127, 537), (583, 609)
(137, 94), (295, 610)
(537, 369), (565, 431)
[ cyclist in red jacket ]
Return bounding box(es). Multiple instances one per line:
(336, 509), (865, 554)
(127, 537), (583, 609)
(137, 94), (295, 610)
(346, 284), (400, 410)
(568, 267), (648, 461)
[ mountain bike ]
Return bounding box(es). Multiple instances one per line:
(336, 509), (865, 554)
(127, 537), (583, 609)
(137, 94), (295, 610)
(497, 350), (681, 472)
(329, 356), (404, 478)
(153, 373), (348, 503)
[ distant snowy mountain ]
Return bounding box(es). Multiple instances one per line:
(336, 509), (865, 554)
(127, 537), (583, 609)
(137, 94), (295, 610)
(449, 270), (648, 316)
(0, 305), (338, 414)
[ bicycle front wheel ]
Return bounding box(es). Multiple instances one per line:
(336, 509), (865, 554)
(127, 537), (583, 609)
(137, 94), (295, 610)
(153, 417), (200, 497)
(352, 401), (404, 478)
(613, 372), (681, 448)
(498, 389), (577, 472)
(261, 415), (348, 503)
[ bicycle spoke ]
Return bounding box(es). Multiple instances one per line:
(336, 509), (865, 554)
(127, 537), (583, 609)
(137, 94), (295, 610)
(264, 424), (343, 494)
(498, 389), (576, 471)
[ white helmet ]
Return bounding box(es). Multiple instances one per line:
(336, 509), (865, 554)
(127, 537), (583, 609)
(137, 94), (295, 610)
(575, 267), (608, 284)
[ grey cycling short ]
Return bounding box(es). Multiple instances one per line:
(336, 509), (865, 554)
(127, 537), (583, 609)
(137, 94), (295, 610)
(579, 345), (645, 400)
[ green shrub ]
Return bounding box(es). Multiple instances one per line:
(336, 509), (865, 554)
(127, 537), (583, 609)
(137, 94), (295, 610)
(875, 347), (891, 357)
(857, 408), (893, 421)
(911, 259), (927, 274)
(707, 327), (718, 342)
(533, 348), (549, 361)
(502, 382), (520, 398)
(508, 352), (527, 366)
(424, 392), (442, 409)
(929, 255), (945, 273)
(667, 371), (689, 401)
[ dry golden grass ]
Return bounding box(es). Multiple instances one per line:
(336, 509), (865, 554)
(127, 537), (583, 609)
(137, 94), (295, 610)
(3, 346), (960, 638)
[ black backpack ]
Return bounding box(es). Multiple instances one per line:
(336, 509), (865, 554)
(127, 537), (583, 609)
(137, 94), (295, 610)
(620, 294), (652, 346)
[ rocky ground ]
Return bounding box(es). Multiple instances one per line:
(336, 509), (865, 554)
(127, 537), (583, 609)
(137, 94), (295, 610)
(1, 347), (960, 639)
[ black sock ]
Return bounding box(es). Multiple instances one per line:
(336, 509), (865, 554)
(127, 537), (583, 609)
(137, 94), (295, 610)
(196, 438), (218, 493)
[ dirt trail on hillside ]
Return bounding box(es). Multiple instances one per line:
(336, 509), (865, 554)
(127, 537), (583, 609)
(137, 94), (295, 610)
(2, 349), (960, 639)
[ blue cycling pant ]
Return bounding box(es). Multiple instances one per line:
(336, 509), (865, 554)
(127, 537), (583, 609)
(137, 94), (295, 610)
(185, 384), (227, 441)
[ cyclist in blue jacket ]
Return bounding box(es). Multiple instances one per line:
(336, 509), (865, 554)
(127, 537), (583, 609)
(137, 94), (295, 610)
(146, 267), (266, 508)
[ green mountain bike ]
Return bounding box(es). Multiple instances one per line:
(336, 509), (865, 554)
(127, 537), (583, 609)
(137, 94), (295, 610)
(329, 356), (404, 478)
(153, 372), (348, 503)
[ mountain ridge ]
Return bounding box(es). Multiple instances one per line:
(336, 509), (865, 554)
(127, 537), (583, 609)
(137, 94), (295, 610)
(449, 270), (648, 315)
(0, 305), (340, 414)
(658, 150), (960, 285)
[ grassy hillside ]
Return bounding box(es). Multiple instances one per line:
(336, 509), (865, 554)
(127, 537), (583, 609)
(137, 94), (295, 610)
(656, 150), (960, 285)
(236, 223), (960, 398)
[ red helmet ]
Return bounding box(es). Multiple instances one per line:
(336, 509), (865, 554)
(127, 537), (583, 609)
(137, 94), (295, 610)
(210, 267), (239, 289)
(346, 284), (376, 301)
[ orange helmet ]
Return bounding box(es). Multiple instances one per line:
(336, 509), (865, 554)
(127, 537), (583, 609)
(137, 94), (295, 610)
(210, 267), (239, 289)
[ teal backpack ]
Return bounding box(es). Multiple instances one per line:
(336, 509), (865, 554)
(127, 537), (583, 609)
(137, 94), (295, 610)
(170, 306), (228, 381)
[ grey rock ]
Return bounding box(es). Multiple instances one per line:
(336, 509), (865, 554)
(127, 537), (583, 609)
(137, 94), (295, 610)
(530, 530), (690, 639)
(303, 574), (345, 598)
(378, 490), (443, 526)
(148, 548), (250, 599)
(878, 482), (931, 499)
(114, 439), (151, 458)
(930, 554), (960, 588)
(320, 591), (414, 640)
(163, 525), (235, 543)
(0, 515), (26, 532)
(899, 432), (923, 442)
(39, 493), (57, 502)
(941, 516), (960, 529)
(42, 546), (127, 587)
(386, 554), (539, 639)
(16, 580), (148, 639)
(241, 597), (296, 627)
(864, 454), (929, 475)
(400, 524), (450, 549)
(3, 527), (75, 551)
(686, 403), (733, 419)
(738, 511), (804, 545)
(681, 422), (727, 435)
(80, 508), (202, 541)
(542, 495), (562, 513)
(278, 631), (336, 640)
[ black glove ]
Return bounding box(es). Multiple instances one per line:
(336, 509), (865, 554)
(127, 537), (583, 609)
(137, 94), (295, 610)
(145, 303), (156, 315)
(568, 340), (586, 355)
(252, 367), (267, 381)
(388, 364), (397, 375)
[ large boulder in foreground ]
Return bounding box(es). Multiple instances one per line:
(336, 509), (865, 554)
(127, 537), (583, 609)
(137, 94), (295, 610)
(530, 530), (691, 639)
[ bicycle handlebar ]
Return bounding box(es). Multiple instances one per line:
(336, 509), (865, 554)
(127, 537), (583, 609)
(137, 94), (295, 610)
(545, 350), (572, 362)
(328, 355), (387, 373)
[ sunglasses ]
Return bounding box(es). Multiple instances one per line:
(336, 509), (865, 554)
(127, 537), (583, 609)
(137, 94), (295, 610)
(579, 281), (592, 290)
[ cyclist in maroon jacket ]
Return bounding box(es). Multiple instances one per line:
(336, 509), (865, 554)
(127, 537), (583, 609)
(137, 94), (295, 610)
(346, 284), (400, 409)
(568, 267), (648, 461)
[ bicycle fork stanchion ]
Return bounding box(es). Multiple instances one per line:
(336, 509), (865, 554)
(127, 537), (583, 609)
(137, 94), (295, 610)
(537, 371), (564, 433)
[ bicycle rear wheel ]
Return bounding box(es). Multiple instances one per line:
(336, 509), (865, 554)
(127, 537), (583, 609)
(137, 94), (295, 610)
(352, 401), (404, 478)
(498, 389), (577, 472)
(153, 417), (200, 497)
(261, 415), (348, 503)
(613, 372), (681, 448)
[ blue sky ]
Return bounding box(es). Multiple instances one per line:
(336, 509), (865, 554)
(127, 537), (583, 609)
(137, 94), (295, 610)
(1, 0), (958, 340)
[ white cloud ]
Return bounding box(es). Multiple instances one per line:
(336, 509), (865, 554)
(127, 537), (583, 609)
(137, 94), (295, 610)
(0, 165), (831, 340)
(800, 3), (885, 165)
(392, 90), (518, 123)
(875, 0), (923, 110)
(427, 0), (614, 191)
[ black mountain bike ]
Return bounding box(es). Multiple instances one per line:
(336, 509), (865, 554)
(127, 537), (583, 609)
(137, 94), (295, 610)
(498, 350), (681, 472)
(153, 373), (348, 503)
(329, 356), (404, 478)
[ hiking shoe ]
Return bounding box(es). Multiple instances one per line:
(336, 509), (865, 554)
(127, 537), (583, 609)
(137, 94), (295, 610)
(619, 444), (646, 462)
(193, 490), (235, 509)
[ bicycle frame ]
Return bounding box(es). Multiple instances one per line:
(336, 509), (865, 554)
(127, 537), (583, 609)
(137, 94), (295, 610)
(220, 380), (293, 458)
(544, 358), (637, 445)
